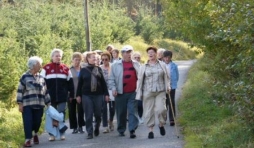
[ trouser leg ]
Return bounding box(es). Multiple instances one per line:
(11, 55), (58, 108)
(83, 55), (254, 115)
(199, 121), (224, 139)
(22, 106), (33, 139)
(102, 99), (108, 127)
(92, 95), (103, 129)
(32, 108), (44, 134)
(169, 89), (176, 121)
(77, 100), (85, 127)
(143, 92), (156, 127)
(115, 94), (127, 133)
(68, 99), (77, 129)
(109, 101), (115, 122)
(82, 95), (94, 134)
(127, 92), (139, 131)
(155, 92), (167, 125)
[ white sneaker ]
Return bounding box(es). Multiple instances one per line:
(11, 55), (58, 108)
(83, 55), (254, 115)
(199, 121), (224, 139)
(103, 128), (109, 133)
(139, 117), (144, 124)
(60, 135), (65, 140)
(48, 136), (55, 141)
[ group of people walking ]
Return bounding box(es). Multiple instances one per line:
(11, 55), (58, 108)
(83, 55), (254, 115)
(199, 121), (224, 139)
(17, 44), (179, 147)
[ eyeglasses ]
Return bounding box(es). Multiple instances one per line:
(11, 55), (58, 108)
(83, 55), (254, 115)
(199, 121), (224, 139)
(134, 57), (140, 59)
(101, 58), (109, 61)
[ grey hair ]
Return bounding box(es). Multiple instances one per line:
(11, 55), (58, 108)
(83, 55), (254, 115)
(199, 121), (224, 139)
(27, 56), (43, 69)
(158, 48), (166, 54)
(50, 48), (63, 59)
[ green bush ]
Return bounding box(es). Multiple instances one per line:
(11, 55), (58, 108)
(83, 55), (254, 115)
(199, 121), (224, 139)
(178, 58), (254, 148)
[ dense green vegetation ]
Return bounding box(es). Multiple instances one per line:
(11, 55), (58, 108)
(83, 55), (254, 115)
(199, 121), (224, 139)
(161, 0), (254, 147)
(178, 58), (254, 147)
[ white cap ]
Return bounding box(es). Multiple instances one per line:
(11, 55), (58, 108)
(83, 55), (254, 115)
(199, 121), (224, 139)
(121, 45), (133, 52)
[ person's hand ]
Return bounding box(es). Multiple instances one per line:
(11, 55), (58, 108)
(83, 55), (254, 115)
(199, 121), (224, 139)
(112, 90), (117, 97)
(69, 97), (73, 103)
(18, 104), (23, 113)
(76, 96), (81, 104)
(105, 95), (109, 102)
(168, 87), (171, 93)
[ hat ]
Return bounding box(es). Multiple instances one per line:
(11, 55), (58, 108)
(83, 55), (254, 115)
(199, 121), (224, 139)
(163, 50), (173, 57)
(121, 45), (133, 52)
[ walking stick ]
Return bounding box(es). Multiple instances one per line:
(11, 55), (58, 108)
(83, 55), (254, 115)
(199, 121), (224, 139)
(168, 93), (180, 138)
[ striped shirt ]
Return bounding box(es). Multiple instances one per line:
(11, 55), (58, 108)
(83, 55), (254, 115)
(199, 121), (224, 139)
(16, 71), (51, 108)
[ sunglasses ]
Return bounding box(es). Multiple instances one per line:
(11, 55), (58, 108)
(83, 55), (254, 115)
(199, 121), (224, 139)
(102, 58), (109, 61)
(134, 57), (140, 59)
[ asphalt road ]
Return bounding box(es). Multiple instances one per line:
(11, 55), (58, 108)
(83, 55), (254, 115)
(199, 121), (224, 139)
(34, 60), (195, 148)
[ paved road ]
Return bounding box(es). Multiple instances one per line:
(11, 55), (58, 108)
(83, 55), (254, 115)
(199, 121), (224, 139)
(35, 60), (195, 148)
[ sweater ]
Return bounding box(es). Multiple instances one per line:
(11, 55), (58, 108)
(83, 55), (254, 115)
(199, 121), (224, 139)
(40, 62), (74, 103)
(76, 65), (109, 97)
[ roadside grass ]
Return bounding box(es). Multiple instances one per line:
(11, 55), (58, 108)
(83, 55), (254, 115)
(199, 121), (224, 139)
(178, 58), (254, 148)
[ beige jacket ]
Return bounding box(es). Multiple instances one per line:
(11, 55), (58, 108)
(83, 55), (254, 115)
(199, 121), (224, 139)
(135, 60), (170, 100)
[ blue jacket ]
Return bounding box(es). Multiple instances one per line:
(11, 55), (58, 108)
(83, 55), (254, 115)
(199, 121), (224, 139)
(165, 61), (179, 89)
(45, 106), (67, 139)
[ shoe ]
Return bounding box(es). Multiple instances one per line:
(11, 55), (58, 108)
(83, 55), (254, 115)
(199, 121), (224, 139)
(72, 128), (78, 134)
(78, 127), (84, 133)
(139, 117), (144, 124)
(159, 126), (166, 136)
(119, 132), (125, 137)
(170, 120), (175, 126)
(33, 135), (39, 144)
(103, 128), (109, 133)
(148, 132), (154, 139)
(87, 133), (93, 139)
(60, 135), (65, 140)
(108, 120), (114, 131)
(94, 128), (99, 137)
(48, 136), (55, 141)
(23, 140), (32, 147)
(130, 130), (136, 139)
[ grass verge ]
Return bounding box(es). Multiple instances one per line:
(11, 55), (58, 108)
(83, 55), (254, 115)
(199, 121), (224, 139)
(178, 58), (254, 148)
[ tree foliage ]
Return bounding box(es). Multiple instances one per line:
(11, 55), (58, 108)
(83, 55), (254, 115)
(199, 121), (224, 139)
(162, 0), (254, 128)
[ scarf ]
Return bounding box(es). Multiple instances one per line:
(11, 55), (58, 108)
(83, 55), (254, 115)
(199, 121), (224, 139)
(85, 64), (101, 92)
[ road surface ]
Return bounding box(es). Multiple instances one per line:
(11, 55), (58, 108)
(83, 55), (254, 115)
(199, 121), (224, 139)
(35, 60), (195, 148)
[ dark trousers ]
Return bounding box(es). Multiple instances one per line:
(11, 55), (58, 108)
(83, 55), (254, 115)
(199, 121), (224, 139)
(166, 89), (176, 121)
(115, 92), (138, 133)
(22, 106), (43, 139)
(102, 99), (108, 127)
(109, 101), (115, 122)
(137, 100), (143, 118)
(68, 99), (86, 129)
(82, 95), (103, 135)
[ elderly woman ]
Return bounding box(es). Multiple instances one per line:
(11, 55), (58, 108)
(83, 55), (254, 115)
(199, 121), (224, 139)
(157, 48), (166, 61)
(163, 50), (179, 126)
(40, 48), (74, 141)
(136, 46), (170, 139)
(76, 51), (109, 139)
(100, 52), (115, 133)
(17, 56), (51, 147)
(68, 52), (86, 134)
(131, 52), (141, 63)
(111, 49), (121, 63)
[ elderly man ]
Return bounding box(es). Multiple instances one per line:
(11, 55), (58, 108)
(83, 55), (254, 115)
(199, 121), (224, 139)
(17, 56), (51, 147)
(108, 45), (140, 139)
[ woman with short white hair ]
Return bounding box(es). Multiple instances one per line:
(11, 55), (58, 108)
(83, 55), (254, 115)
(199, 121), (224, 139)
(17, 56), (51, 147)
(40, 48), (74, 141)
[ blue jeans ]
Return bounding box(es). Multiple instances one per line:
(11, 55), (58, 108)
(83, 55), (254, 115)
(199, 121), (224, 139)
(22, 106), (44, 139)
(115, 92), (139, 133)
